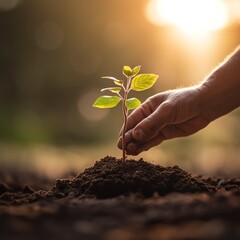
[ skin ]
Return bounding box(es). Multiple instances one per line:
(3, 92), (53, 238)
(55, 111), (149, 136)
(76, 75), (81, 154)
(118, 46), (240, 155)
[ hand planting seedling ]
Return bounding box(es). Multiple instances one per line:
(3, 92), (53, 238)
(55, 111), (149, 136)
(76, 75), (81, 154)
(93, 66), (158, 161)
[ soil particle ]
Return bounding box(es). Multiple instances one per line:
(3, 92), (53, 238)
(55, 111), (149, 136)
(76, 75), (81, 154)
(22, 185), (35, 194)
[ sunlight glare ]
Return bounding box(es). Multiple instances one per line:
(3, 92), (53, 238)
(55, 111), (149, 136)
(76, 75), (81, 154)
(146, 0), (229, 34)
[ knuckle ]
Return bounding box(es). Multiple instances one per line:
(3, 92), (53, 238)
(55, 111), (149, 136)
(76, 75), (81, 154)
(160, 101), (174, 115)
(140, 101), (153, 117)
(146, 96), (159, 110)
(144, 117), (157, 134)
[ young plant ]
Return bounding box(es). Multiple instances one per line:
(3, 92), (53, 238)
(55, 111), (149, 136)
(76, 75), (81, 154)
(93, 66), (158, 161)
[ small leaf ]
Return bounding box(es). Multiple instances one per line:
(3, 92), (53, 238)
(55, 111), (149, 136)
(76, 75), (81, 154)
(101, 87), (121, 93)
(93, 96), (121, 108)
(122, 66), (132, 77)
(126, 98), (141, 110)
(131, 66), (141, 77)
(102, 76), (119, 81)
(131, 74), (158, 91)
(102, 76), (124, 86)
(114, 80), (124, 86)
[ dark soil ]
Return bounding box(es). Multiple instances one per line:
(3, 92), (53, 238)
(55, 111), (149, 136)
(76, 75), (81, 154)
(0, 156), (240, 240)
(70, 156), (215, 198)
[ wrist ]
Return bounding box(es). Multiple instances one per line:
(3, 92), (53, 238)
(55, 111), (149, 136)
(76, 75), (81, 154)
(197, 69), (240, 122)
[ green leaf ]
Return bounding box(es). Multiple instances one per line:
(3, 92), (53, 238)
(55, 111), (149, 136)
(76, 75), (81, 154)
(126, 98), (141, 110)
(102, 76), (119, 81)
(101, 76), (124, 86)
(122, 66), (132, 77)
(130, 74), (158, 91)
(114, 80), (124, 86)
(131, 66), (141, 77)
(101, 87), (121, 93)
(93, 96), (121, 108)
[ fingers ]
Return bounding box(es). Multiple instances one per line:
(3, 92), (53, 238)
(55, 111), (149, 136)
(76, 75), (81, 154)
(118, 107), (147, 138)
(117, 88), (207, 156)
(117, 129), (133, 149)
(123, 124), (185, 155)
(117, 103), (174, 153)
(131, 102), (174, 142)
(117, 100), (153, 147)
(118, 99), (173, 150)
(122, 99), (154, 135)
(125, 132), (165, 155)
(119, 94), (165, 137)
(123, 116), (209, 155)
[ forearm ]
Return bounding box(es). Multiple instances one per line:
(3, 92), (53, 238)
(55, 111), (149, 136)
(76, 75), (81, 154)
(198, 46), (240, 122)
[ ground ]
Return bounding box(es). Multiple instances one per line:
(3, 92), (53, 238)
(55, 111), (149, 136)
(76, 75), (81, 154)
(0, 156), (240, 240)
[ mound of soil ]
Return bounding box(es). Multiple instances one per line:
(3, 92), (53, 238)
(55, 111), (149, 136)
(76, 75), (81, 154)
(65, 156), (215, 198)
(0, 156), (217, 204)
(1, 156), (240, 239)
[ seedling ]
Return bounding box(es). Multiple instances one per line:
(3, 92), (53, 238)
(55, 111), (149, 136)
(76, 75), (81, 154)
(93, 66), (158, 161)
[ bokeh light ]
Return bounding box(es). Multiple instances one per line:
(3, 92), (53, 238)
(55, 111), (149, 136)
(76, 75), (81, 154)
(0, 0), (21, 11)
(78, 90), (109, 122)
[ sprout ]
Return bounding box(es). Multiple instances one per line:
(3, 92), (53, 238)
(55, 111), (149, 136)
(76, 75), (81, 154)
(93, 66), (158, 161)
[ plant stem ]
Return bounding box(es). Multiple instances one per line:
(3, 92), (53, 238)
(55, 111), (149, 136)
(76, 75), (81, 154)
(121, 96), (127, 161)
(121, 76), (131, 161)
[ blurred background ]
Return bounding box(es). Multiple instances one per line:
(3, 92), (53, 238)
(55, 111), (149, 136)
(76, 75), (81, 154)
(0, 0), (240, 182)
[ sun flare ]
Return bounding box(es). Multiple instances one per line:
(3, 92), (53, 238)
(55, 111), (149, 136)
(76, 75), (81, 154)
(145, 0), (229, 34)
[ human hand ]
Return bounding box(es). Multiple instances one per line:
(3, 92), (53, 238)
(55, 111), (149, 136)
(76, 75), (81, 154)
(118, 87), (210, 155)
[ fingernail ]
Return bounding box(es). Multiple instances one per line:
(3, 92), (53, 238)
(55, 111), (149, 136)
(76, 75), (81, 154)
(133, 129), (144, 141)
